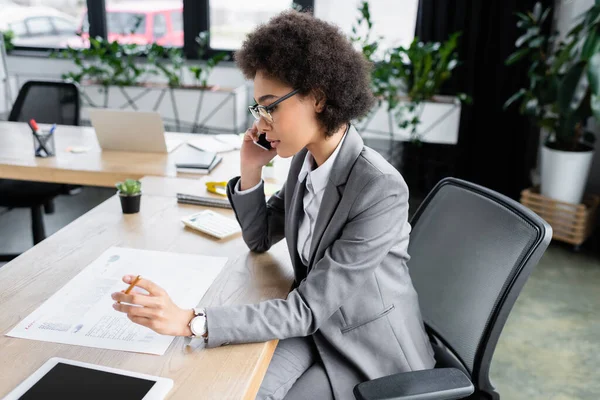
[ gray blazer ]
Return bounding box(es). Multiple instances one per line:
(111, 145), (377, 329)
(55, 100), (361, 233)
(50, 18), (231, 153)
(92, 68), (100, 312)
(206, 125), (435, 399)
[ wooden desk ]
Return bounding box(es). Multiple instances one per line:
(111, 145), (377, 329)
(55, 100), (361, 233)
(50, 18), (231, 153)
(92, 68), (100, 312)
(0, 121), (248, 187)
(0, 191), (294, 399)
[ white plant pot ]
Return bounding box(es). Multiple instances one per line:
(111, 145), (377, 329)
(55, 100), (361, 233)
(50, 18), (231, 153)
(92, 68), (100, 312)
(262, 166), (276, 180)
(357, 95), (462, 144)
(540, 145), (594, 204)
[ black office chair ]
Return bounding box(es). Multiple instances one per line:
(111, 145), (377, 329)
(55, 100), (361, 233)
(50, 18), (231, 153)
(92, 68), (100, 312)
(354, 178), (552, 400)
(0, 81), (80, 262)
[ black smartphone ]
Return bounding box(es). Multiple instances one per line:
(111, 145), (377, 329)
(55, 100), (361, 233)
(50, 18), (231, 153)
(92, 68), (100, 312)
(253, 132), (272, 150)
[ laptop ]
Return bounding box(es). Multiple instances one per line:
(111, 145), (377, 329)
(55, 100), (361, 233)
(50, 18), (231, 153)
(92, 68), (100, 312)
(89, 109), (183, 153)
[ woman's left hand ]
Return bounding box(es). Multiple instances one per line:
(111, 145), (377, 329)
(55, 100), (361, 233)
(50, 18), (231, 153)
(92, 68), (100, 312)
(111, 275), (194, 337)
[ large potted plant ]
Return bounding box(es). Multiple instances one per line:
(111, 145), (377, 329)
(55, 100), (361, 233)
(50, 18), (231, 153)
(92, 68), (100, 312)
(350, 1), (470, 193)
(505, 2), (600, 204)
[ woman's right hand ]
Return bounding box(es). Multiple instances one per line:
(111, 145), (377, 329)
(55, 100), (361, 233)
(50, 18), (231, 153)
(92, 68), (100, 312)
(239, 122), (277, 191)
(240, 122), (277, 170)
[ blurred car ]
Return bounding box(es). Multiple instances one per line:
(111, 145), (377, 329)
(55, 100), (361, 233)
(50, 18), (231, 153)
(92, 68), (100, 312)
(0, 5), (78, 48)
(68, 1), (183, 48)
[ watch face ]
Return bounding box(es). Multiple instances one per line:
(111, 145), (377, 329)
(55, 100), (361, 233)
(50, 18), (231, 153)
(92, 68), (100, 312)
(191, 316), (206, 336)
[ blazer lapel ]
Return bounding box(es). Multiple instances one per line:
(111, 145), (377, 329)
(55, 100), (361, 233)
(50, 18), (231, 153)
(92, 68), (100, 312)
(289, 178), (305, 261)
(287, 164), (309, 281)
(307, 125), (364, 267)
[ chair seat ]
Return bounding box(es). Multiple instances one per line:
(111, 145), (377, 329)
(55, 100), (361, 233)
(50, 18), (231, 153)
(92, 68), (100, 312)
(0, 179), (63, 208)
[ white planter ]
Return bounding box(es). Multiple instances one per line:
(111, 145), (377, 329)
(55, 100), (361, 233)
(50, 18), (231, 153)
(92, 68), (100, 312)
(262, 165), (276, 180)
(541, 145), (595, 204)
(78, 83), (248, 134)
(357, 95), (462, 144)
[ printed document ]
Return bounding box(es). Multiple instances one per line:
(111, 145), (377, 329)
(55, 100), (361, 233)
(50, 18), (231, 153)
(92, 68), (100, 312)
(6, 247), (227, 355)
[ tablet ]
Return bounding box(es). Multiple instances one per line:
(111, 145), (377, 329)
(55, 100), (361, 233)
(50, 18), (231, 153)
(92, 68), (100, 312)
(3, 357), (173, 400)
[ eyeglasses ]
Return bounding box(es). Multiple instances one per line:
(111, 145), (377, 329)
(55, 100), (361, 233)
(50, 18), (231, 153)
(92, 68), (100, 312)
(248, 89), (300, 124)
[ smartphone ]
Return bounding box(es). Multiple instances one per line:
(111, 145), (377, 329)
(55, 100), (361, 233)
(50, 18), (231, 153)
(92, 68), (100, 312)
(253, 132), (272, 150)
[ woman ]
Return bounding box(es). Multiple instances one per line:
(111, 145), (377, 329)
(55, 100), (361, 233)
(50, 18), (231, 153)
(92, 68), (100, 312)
(111, 10), (435, 400)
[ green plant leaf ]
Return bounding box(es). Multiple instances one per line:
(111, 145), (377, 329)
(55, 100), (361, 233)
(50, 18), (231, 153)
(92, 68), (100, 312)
(592, 93), (600, 122)
(557, 61), (586, 114)
(584, 5), (600, 27)
(581, 27), (600, 60)
(540, 7), (552, 24)
(504, 88), (526, 110)
(524, 97), (539, 115)
(457, 92), (473, 104)
(528, 36), (545, 48)
(589, 53), (600, 94)
(532, 2), (543, 22)
(516, 27), (540, 47)
(516, 12), (532, 22)
(506, 48), (530, 65)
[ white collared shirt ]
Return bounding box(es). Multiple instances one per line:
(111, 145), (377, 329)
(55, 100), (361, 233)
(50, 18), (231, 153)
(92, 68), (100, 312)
(235, 132), (347, 265)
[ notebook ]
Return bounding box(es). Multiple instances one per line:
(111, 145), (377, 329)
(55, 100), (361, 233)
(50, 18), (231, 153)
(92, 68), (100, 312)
(177, 193), (232, 209)
(176, 155), (222, 174)
(172, 144), (216, 169)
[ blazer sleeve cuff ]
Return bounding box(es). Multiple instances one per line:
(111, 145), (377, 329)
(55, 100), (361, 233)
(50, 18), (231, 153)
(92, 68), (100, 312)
(204, 305), (250, 348)
(234, 179), (263, 195)
(227, 177), (267, 217)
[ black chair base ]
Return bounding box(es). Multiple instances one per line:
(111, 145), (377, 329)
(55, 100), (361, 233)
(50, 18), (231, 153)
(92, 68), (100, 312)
(0, 204), (47, 262)
(0, 254), (19, 262)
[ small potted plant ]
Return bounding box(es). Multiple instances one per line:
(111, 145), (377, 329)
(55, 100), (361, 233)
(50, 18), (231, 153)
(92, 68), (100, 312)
(116, 179), (142, 214)
(263, 159), (276, 180)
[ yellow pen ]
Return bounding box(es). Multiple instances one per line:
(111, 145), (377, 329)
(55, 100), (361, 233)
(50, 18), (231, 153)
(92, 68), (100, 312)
(117, 275), (141, 304)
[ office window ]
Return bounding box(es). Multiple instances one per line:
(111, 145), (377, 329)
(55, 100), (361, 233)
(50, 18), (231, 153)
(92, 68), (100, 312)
(171, 11), (183, 32)
(314, 0), (419, 55)
(153, 14), (167, 40)
(209, 0), (290, 51)
(1, 0), (81, 48)
(103, 0), (183, 47)
(4, 0), (314, 54)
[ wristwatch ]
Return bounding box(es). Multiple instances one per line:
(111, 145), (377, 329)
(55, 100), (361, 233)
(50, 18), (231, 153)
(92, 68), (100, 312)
(188, 307), (208, 342)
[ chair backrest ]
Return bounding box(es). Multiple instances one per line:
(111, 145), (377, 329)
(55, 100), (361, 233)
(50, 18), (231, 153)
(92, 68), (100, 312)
(8, 81), (80, 126)
(407, 178), (551, 396)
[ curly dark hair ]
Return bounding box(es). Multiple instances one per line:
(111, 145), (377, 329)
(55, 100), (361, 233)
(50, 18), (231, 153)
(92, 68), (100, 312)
(235, 10), (375, 136)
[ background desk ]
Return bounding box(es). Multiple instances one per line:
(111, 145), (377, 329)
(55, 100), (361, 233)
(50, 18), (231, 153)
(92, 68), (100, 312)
(0, 181), (294, 399)
(0, 121), (288, 188)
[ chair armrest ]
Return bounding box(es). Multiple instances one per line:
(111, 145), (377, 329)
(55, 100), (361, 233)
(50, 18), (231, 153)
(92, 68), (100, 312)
(353, 368), (474, 400)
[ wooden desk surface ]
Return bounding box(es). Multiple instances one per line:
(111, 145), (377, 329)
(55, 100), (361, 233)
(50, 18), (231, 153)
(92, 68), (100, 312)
(0, 121), (253, 187)
(0, 193), (294, 399)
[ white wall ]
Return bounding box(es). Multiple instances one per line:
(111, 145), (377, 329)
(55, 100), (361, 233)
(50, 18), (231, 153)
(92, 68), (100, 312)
(314, 0), (419, 54)
(552, 0), (600, 194)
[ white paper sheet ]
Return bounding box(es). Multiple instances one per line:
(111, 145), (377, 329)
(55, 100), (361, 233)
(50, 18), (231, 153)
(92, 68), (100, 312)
(187, 137), (236, 153)
(214, 134), (243, 150)
(6, 247), (227, 355)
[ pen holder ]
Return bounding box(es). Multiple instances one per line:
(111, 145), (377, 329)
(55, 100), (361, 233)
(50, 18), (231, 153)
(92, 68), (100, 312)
(33, 130), (56, 158)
